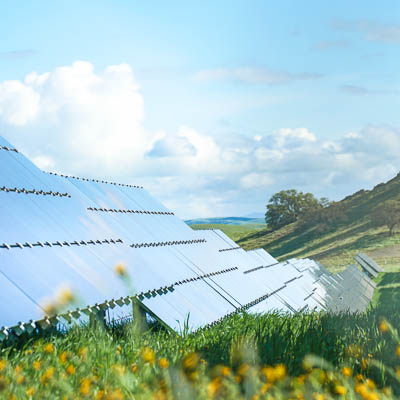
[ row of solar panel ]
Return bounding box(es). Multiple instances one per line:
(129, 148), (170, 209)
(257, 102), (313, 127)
(0, 135), (376, 339)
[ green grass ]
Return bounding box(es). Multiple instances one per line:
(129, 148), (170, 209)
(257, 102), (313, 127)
(1, 304), (400, 398)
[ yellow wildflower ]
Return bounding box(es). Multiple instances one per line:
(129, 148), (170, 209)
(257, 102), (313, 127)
(367, 393), (380, 400)
(261, 364), (286, 383)
(274, 364), (286, 381)
(142, 347), (156, 364)
(207, 377), (221, 397)
(261, 383), (272, 394)
(341, 366), (352, 377)
(220, 366), (230, 376)
(80, 378), (91, 396)
(355, 383), (368, 396)
(379, 319), (389, 333)
(33, 361), (41, 371)
(182, 352), (199, 371)
(312, 394), (324, 400)
(57, 287), (74, 305)
(130, 363), (139, 373)
(396, 345), (400, 357)
(42, 302), (57, 316)
(79, 347), (88, 359)
(14, 365), (23, 374)
(334, 385), (347, 395)
(355, 373), (364, 382)
(16, 375), (25, 384)
(158, 358), (169, 369)
(66, 364), (76, 375)
(238, 363), (249, 376)
(95, 390), (105, 399)
(0, 360), (5, 372)
(44, 343), (54, 354)
(59, 351), (68, 363)
(261, 366), (274, 382)
(187, 371), (199, 382)
(365, 379), (375, 389)
(25, 387), (35, 397)
(40, 367), (54, 384)
(106, 389), (124, 400)
(115, 263), (127, 277)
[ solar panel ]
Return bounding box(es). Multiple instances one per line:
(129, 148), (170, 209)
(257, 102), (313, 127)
(0, 136), (378, 338)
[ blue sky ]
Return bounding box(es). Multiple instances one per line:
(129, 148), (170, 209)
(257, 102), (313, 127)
(0, 1), (399, 218)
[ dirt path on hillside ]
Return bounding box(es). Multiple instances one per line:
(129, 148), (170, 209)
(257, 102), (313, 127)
(367, 244), (400, 259)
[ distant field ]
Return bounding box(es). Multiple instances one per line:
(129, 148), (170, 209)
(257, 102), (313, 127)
(185, 216), (265, 225)
(190, 223), (265, 242)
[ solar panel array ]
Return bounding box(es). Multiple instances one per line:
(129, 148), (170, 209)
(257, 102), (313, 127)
(0, 136), (378, 340)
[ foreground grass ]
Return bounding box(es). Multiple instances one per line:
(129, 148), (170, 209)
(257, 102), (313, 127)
(2, 305), (400, 399)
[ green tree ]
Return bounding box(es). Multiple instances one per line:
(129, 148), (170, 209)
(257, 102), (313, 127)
(265, 189), (321, 230)
(371, 200), (400, 236)
(300, 201), (347, 233)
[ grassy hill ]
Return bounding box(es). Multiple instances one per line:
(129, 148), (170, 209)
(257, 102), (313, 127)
(189, 223), (265, 242)
(193, 173), (400, 272)
(191, 173), (400, 308)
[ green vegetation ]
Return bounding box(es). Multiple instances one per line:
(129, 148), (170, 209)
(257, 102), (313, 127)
(226, 173), (400, 271)
(1, 305), (400, 398)
(370, 200), (400, 236)
(191, 223), (265, 243)
(265, 189), (325, 230)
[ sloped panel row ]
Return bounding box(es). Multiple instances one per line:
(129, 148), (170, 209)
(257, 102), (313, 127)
(0, 135), (377, 337)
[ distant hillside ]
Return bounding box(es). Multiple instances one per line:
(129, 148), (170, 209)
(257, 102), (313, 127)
(191, 173), (400, 274)
(234, 172), (400, 271)
(185, 216), (265, 226)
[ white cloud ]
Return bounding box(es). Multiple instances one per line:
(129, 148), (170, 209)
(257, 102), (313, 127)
(0, 61), (399, 218)
(240, 173), (274, 189)
(0, 80), (40, 125)
(0, 61), (149, 175)
(32, 155), (55, 170)
(147, 133), (196, 158)
(276, 127), (317, 147)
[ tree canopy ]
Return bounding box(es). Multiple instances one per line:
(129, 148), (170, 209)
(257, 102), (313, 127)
(370, 200), (400, 236)
(265, 189), (323, 230)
